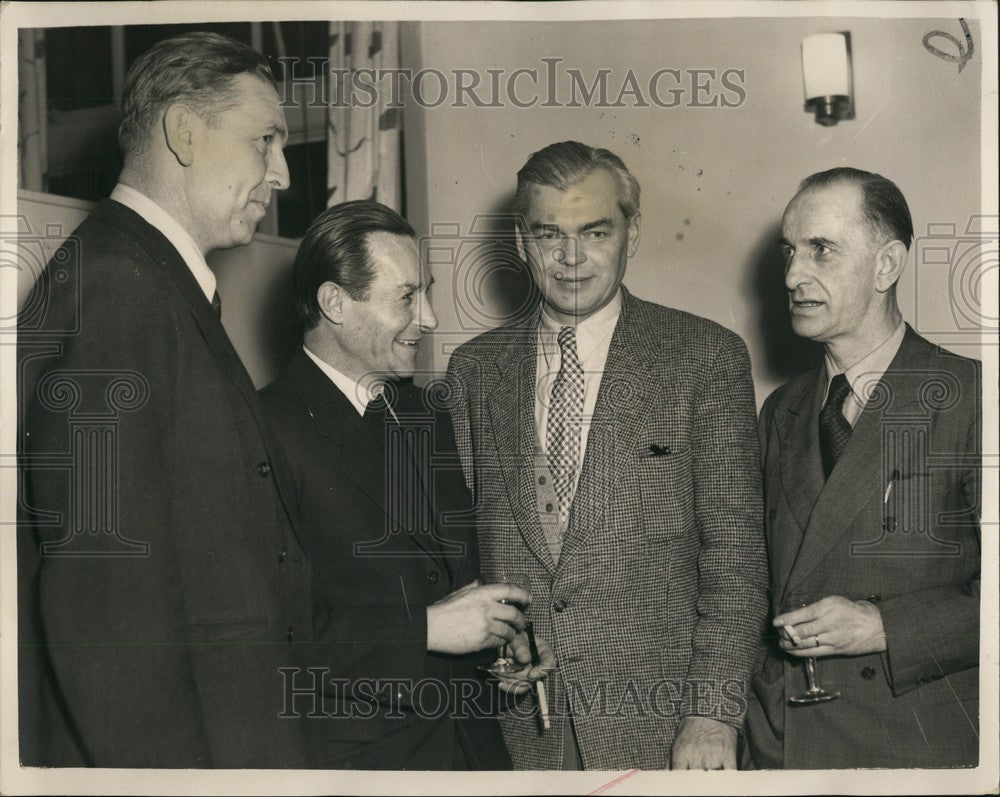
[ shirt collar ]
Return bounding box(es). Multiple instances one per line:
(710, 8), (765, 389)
(110, 183), (217, 304)
(302, 346), (375, 416)
(825, 321), (906, 406)
(538, 288), (623, 362)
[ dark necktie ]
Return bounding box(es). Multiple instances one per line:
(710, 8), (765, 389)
(546, 326), (585, 522)
(362, 393), (394, 443)
(211, 291), (222, 320)
(819, 373), (853, 478)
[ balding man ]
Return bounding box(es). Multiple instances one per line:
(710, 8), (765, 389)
(744, 168), (981, 768)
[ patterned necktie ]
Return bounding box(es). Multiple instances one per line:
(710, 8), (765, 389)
(546, 326), (585, 521)
(211, 291), (222, 320)
(819, 373), (853, 478)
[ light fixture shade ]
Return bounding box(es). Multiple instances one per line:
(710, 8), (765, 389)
(801, 32), (853, 125)
(802, 33), (851, 99)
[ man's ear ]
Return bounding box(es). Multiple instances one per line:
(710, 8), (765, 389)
(626, 212), (641, 258)
(162, 103), (197, 167)
(514, 225), (527, 262)
(874, 239), (908, 293)
(317, 281), (347, 325)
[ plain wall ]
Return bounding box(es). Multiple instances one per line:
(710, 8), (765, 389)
(402, 17), (984, 404)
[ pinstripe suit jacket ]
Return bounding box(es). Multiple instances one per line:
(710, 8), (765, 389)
(744, 327), (981, 768)
(446, 287), (768, 769)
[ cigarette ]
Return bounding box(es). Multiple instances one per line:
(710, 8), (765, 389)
(536, 680), (551, 730)
(783, 623), (802, 646)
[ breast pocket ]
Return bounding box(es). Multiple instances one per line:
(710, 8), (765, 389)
(636, 441), (695, 542)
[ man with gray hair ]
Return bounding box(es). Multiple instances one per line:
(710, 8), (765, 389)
(447, 141), (768, 769)
(19, 32), (308, 767)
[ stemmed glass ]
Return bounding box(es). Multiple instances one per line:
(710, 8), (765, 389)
(479, 573), (531, 676)
(780, 596), (840, 705)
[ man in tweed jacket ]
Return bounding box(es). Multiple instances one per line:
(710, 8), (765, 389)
(446, 141), (768, 769)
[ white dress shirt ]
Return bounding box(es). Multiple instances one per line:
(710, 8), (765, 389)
(303, 346), (398, 421)
(824, 321), (906, 426)
(110, 183), (217, 303)
(535, 289), (623, 475)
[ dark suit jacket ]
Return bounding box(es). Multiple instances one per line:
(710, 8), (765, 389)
(745, 326), (981, 769)
(447, 287), (768, 769)
(18, 199), (311, 768)
(259, 349), (510, 770)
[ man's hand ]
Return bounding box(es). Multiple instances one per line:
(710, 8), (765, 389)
(774, 596), (886, 657)
(426, 580), (529, 655)
(670, 716), (737, 770)
(494, 632), (557, 695)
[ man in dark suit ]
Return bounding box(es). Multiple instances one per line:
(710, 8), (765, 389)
(18, 33), (310, 767)
(744, 168), (981, 768)
(446, 141), (768, 769)
(260, 200), (550, 770)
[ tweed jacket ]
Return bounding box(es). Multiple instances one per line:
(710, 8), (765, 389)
(446, 287), (768, 769)
(18, 200), (311, 767)
(260, 350), (510, 769)
(744, 326), (981, 769)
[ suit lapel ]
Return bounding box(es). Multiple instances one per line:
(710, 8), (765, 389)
(784, 330), (926, 595)
(485, 317), (556, 573)
(769, 369), (826, 591)
(286, 352), (447, 565)
(95, 200), (307, 552)
(558, 294), (656, 566)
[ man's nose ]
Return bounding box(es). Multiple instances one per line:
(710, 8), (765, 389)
(784, 252), (808, 291)
(267, 147), (291, 191)
(418, 292), (438, 332)
(556, 236), (584, 268)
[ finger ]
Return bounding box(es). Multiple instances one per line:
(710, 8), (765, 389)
(780, 623), (801, 646)
(784, 645), (837, 658)
(781, 618), (834, 640)
(773, 605), (819, 627)
(509, 641), (532, 665)
(492, 603), (526, 630)
(488, 620), (517, 642)
(488, 584), (532, 606)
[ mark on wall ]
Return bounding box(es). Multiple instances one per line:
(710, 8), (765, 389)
(922, 18), (974, 73)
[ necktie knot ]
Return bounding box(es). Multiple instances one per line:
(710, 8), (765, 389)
(825, 373), (852, 411)
(557, 325), (577, 355)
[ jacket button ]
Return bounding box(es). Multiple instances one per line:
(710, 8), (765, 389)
(278, 547), (287, 563)
(427, 571), (439, 584)
(258, 461), (271, 477)
(286, 626), (295, 642)
(538, 476), (547, 485)
(553, 599), (568, 613)
(861, 666), (876, 680)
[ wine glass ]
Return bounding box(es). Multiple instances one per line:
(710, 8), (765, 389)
(479, 573), (531, 677)
(779, 596), (840, 705)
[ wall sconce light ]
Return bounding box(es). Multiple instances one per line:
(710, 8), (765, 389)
(801, 32), (855, 126)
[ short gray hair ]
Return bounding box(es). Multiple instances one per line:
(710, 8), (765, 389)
(512, 141), (640, 225)
(118, 32), (275, 158)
